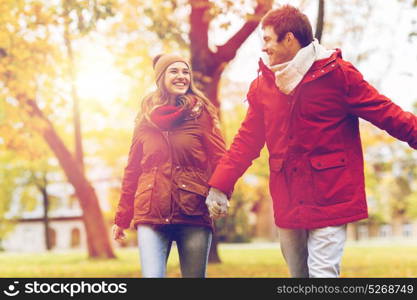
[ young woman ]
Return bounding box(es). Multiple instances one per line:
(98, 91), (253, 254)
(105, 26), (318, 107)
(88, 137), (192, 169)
(112, 54), (226, 278)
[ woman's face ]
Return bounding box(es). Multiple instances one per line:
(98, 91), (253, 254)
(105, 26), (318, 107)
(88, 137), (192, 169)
(163, 62), (191, 96)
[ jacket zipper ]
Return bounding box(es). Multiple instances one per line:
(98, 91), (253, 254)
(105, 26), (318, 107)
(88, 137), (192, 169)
(161, 130), (174, 223)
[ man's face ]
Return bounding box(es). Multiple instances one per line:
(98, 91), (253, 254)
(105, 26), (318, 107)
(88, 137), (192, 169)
(262, 26), (293, 66)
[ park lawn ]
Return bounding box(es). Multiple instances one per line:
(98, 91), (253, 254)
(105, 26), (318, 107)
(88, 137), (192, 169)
(1, 242), (417, 277)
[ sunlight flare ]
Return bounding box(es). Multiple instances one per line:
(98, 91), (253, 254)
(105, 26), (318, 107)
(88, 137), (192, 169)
(75, 44), (130, 104)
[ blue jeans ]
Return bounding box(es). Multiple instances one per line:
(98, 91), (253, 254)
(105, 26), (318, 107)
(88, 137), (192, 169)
(137, 224), (212, 278)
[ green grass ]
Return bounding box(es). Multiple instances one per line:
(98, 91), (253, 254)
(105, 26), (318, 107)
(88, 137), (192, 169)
(1, 242), (417, 277)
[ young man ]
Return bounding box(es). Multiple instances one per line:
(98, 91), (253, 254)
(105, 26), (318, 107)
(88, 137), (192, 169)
(205, 5), (417, 277)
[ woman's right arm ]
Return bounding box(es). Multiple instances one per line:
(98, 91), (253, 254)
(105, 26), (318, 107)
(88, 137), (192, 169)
(114, 122), (143, 229)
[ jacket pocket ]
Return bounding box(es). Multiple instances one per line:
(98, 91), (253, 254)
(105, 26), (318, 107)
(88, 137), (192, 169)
(309, 151), (353, 206)
(134, 172), (155, 215)
(310, 152), (347, 170)
(177, 177), (209, 216)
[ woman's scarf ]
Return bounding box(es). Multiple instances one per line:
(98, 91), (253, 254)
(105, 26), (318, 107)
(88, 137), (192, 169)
(150, 96), (203, 130)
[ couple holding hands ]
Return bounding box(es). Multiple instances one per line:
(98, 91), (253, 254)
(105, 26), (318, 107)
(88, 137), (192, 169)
(112, 5), (417, 278)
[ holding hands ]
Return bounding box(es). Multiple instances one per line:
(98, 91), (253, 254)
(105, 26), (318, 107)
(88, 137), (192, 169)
(205, 187), (229, 219)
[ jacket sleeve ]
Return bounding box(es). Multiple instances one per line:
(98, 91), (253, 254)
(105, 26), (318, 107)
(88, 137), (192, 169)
(201, 109), (227, 173)
(343, 62), (417, 149)
(114, 122), (143, 228)
(208, 79), (266, 196)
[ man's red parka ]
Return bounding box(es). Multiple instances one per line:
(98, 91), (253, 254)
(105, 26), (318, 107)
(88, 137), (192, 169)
(209, 50), (417, 229)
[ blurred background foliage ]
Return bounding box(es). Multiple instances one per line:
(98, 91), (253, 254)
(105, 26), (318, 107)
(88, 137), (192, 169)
(1, 0), (417, 259)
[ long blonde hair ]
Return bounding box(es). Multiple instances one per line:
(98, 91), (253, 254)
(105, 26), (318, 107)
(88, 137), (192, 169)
(137, 61), (219, 129)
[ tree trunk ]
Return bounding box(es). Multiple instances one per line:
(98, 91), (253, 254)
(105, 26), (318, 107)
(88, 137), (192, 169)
(347, 222), (359, 241)
(39, 183), (52, 251)
(368, 219), (379, 238)
(315, 0), (325, 42)
(201, 69), (222, 110)
(392, 214), (405, 237)
(63, 0), (85, 172)
(208, 232), (221, 263)
(189, 0), (273, 263)
(253, 196), (276, 241)
(190, 0), (272, 110)
(19, 95), (116, 259)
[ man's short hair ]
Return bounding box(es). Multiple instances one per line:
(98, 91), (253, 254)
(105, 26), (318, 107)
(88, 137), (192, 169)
(261, 5), (314, 47)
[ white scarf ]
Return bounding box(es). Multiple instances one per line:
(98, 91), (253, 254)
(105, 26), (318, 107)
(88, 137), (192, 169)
(270, 39), (335, 94)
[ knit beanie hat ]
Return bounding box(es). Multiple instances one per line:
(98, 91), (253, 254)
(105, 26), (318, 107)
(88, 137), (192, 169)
(153, 54), (191, 82)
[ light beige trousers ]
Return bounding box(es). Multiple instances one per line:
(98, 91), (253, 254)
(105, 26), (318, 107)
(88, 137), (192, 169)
(278, 224), (347, 278)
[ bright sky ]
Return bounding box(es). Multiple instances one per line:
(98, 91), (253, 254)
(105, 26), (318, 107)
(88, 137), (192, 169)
(74, 42), (131, 105)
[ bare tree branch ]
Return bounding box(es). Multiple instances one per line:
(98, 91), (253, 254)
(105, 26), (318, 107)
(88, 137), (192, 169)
(190, 0), (212, 59)
(215, 0), (272, 63)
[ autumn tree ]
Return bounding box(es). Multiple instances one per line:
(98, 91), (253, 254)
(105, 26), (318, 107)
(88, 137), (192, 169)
(0, 0), (115, 258)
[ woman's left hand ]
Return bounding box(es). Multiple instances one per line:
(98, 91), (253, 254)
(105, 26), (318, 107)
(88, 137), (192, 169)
(112, 224), (126, 242)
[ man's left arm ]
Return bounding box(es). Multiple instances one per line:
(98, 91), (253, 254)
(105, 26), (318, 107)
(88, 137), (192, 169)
(343, 61), (417, 149)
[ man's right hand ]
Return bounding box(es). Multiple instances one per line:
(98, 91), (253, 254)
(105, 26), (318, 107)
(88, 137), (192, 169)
(205, 187), (229, 219)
